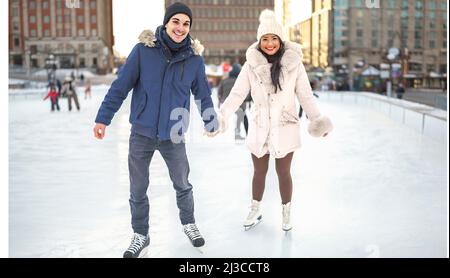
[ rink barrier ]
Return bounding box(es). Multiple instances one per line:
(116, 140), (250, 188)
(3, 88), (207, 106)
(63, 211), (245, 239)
(317, 91), (447, 144)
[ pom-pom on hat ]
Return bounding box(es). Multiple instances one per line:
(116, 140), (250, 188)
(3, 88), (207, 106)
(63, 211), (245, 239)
(257, 9), (284, 41)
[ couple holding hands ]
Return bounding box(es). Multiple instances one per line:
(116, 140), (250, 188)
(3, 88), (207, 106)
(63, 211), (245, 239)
(93, 2), (333, 258)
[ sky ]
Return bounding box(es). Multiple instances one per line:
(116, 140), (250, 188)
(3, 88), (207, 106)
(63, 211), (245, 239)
(112, 0), (164, 57)
(112, 0), (312, 57)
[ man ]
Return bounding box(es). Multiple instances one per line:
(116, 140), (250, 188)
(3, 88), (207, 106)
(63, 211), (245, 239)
(396, 83), (406, 99)
(93, 2), (219, 258)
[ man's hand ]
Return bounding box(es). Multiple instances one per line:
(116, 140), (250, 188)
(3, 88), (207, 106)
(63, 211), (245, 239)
(93, 123), (107, 140)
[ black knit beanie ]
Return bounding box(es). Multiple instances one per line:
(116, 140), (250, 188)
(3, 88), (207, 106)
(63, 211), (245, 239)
(163, 2), (193, 27)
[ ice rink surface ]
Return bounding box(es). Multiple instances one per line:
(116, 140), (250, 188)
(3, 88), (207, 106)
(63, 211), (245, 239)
(9, 87), (447, 257)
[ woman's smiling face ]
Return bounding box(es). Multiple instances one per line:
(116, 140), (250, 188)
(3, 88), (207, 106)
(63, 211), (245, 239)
(260, 34), (280, 55)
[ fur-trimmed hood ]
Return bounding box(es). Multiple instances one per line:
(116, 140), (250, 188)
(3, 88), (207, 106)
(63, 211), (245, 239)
(246, 41), (303, 70)
(245, 41), (303, 87)
(138, 29), (204, 56)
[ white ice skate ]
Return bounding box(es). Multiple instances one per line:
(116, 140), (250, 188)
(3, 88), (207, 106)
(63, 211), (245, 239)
(282, 202), (292, 232)
(244, 200), (262, 231)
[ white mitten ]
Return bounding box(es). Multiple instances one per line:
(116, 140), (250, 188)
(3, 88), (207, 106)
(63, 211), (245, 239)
(308, 115), (333, 137)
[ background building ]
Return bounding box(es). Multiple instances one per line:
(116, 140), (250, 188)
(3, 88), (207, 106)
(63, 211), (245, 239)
(290, 0), (332, 70)
(9, 0), (114, 74)
(165, 0), (274, 65)
(289, 0), (447, 90)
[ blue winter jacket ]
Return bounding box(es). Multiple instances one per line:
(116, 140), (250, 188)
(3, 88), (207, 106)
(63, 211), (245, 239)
(95, 27), (218, 140)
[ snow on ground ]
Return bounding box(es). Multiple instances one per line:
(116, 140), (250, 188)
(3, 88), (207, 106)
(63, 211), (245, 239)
(8, 88), (448, 258)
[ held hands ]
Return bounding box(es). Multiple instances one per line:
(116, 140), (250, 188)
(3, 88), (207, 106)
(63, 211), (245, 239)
(93, 123), (107, 140)
(204, 113), (227, 137)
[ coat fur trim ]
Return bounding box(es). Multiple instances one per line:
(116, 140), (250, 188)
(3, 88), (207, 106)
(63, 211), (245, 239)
(138, 29), (204, 56)
(245, 41), (304, 86)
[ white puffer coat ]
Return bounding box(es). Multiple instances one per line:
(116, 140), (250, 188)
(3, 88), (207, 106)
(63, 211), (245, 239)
(220, 41), (333, 158)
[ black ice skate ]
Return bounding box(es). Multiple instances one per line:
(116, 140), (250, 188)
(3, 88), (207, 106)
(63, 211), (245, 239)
(123, 233), (149, 258)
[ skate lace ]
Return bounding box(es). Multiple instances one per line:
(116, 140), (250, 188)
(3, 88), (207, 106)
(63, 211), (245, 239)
(126, 233), (147, 254)
(184, 224), (202, 240)
(247, 203), (259, 220)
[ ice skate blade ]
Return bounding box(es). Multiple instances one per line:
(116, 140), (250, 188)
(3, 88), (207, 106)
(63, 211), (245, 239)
(137, 246), (149, 258)
(244, 216), (262, 231)
(195, 246), (204, 254)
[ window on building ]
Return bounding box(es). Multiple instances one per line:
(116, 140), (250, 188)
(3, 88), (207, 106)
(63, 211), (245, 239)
(79, 58), (86, 68)
(415, 18), (422, 29)
(401, 18), (409, 29)
(354, 0), (363, 8)
(12, 7), (19, 16)
(44, 29), (50, 36)
(415, 0), (423, 10)
(414, 39), (422, 49)
(30, 29), (36, 37)
(91, 15), (97, 23)
(409, 62), (422, 71)
(29, 0), (36, 9)
(78, 15), (84, 23)
(334, 0), (349, 9)
(14, 37), (20, 47)
(428, 0), (436, 10)
(388, 0), (396, 9)
(44, 16), (49, 23)
(42, 0), (48, 9)
(78, 29), (85, 36)
(30, 16), (36, 23)
(401, 0), (408, 9)
(415, 31), (422, 39)
(90, 0), (97, 9)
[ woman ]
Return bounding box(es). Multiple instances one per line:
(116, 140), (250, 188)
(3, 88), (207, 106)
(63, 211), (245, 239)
(218, 10), (333, 231)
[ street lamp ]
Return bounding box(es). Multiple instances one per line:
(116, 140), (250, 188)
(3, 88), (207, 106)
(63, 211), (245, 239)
(45, 54), (57, 84)
(385, 47), (400, 98)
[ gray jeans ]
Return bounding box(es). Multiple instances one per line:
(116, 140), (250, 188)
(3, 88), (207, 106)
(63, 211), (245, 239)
(128, 132), (195, 235)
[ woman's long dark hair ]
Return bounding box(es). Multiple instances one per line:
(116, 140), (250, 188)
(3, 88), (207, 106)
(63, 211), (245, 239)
(257, 39), (285, 93)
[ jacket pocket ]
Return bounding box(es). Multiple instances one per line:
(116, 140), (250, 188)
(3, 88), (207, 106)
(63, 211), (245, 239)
(280, 109), (299, 126)
(136, 93), (147, 119)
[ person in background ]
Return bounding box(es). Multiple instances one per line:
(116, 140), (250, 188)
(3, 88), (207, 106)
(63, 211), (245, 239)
(84, 79), (92, 100)
(218, 63), (249, 140)
(43, 83), (60, 112)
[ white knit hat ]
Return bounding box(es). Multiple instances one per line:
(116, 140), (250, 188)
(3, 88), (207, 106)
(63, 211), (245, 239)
(257, 9), (284, 41)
